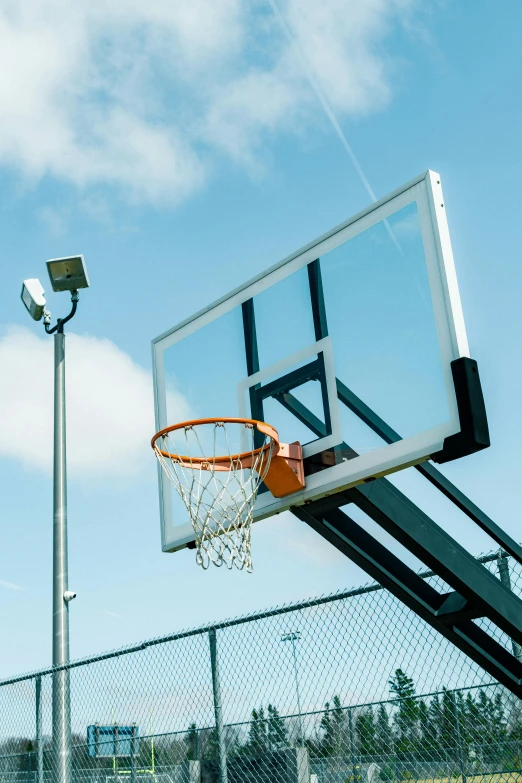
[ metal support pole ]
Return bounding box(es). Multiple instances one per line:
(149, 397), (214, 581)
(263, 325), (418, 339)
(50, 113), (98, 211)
(497, 552), (522, 661)
(36, 677), (44, 783)
(451, 691), (467, 783)
(282, 632), (304, 745)
(348, 708), (358, 783)
(52, 331), (71, 783)
(209, 629), (228, 783)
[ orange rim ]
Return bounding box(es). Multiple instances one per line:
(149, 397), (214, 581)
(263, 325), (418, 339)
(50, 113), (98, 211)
(151, 417), (279, 466)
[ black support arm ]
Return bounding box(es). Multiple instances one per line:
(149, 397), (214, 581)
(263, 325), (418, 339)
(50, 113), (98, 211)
(293, 502), (522, 695)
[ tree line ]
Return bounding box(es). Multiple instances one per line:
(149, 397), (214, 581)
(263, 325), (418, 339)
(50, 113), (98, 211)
(185, 669), (522, 769)
(311, 669), (520, 764)
(1, 671), (522, 774)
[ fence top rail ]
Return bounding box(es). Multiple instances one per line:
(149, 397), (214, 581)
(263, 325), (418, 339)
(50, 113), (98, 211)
(0, 552), (503, 689)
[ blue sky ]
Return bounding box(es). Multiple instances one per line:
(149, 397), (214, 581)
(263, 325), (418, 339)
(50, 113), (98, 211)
(0, 0), (521, 679)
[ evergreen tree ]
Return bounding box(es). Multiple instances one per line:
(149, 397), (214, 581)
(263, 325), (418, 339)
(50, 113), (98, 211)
(479, 691), (507, 766)
(491, 693), (507, 741)
(463, 691), (481, 750)
(320, 696), (346, 757)
(438, 689), (458, 756)
(205, 728), (219, 761)
(21, 741), (34, 773)
(471, 688), (497, 763)
(248, 708), (268, 755)
(267, 704), (288, 749)
(185, 723), (198, 761)
(476, 689), (493, 734)
(356, 707), (376, 757)
(376, 704), (392, 755)
(418, 699), (438, 757)
(389, 669), (418, 756)
(320, 702), (333, 756)
(454, 691), (467, 745)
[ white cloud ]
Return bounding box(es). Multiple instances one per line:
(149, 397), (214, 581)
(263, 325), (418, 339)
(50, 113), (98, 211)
(284, 0), (411, 114)
(0, 0), (417, 203)
(37, 206), (68, 236)
(0, 326), (190, 476)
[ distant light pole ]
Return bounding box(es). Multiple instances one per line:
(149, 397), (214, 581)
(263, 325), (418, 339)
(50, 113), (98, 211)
(281, 631), (303, 745)
(21, 256), (89, 783)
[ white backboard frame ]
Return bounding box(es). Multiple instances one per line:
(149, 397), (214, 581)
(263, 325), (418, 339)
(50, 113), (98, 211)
(152, 171), (469, 552)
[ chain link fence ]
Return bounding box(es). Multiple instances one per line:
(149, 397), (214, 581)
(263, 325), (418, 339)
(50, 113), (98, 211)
(1, 551), (521, 783)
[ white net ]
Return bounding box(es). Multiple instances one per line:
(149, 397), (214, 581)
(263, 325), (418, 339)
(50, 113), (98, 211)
(153, 421), (276, 572)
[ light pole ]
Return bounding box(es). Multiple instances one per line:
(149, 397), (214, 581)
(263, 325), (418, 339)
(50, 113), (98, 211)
(21, 256), (89, 783)
(281, 631), (303, 745)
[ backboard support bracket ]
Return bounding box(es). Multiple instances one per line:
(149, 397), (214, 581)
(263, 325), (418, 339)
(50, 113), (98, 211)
(431, 357), (490, 463)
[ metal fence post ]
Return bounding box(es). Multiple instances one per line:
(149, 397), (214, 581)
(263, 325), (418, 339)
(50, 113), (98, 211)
(114, 724), (119, 764)
(36, 677), (44, 783)
(209, 628), (228, 783)
(94, 725), (101, 783)
(130, 723), (137, 783)
(348, 707), (358, 783)
(497, 551), (522, 661)
(451, 690), (467, 783)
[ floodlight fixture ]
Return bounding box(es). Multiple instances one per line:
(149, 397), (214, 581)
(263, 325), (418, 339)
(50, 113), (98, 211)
(46, 255), (90, 293)
(21, 278), (47, 321)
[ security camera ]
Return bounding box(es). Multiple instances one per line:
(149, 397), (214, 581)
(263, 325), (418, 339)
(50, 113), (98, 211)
(21, 279), (47, 321)
(64, 591), (77, 602)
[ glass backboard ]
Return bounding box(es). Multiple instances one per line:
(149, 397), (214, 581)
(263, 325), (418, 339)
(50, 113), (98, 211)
(152, 171), (480, 552)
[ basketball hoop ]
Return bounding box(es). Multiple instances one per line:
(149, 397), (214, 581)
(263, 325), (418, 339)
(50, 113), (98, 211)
(151, 418), (305, 572)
